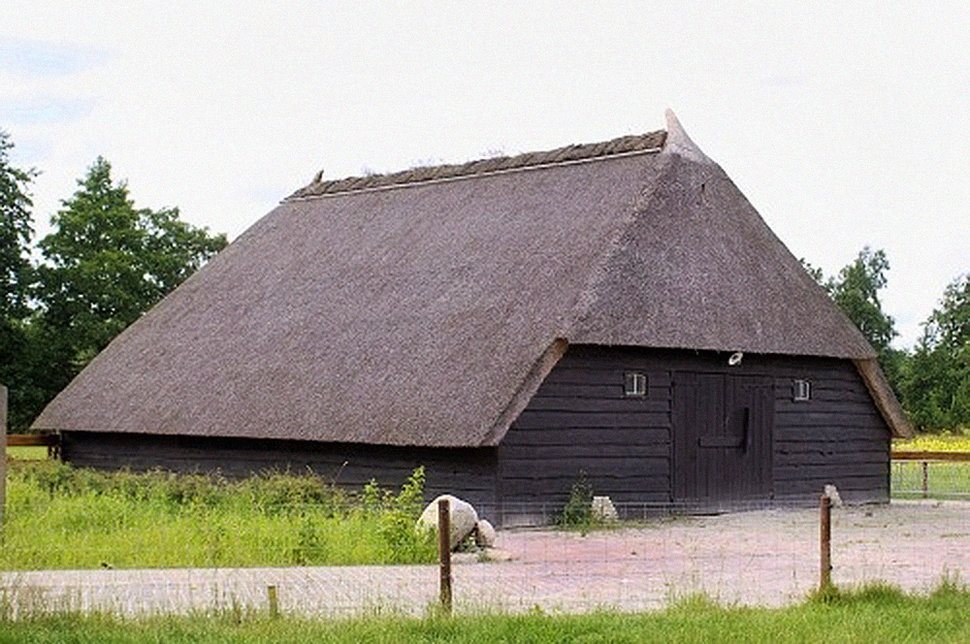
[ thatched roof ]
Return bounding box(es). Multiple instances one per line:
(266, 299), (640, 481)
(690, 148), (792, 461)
(32, 111), (911, 444)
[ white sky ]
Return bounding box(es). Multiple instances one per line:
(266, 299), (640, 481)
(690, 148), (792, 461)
(1, 1), (968, 348)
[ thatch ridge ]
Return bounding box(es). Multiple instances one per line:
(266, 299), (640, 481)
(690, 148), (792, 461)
(288, 131), (666, 199)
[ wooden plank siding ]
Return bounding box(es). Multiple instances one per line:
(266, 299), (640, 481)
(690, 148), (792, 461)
(498, 346), (673, 524)
(59, 346), (890, 526)
(61, 432), (500, 515)
(498, 346), (891, 523)
(771, 357), (891, 504)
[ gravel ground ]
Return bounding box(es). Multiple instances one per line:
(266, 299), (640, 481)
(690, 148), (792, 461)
(2, 500), (968, 617)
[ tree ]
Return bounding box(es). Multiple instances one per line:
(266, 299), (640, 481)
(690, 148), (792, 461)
(901, 274), (970, 431)
(36, 156), (227, 386)
(803, 248), (901, 387)
(0, 129), (41, 431)
(927, 274), (970, 351)
(825, 247), (897, 356)
(0, 129), (36, 319)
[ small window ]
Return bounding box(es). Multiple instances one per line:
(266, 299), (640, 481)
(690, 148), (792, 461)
(792, 379), (812, 402)
(624, 372), (647, 397)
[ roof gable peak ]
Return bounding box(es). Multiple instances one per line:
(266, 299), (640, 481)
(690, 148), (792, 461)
(661, 109), (714, 165)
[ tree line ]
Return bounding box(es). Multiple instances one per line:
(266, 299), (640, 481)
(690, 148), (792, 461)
(804, 249), (969, 432)
(1, 130), (227, 431)
(1, 128), (968, 433)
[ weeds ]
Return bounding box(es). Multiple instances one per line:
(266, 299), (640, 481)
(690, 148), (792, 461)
(806, 581), (909, 607)
(377, 467), (434, 558)
(1, 460), (436, 569)
(557, 471), (596, 533)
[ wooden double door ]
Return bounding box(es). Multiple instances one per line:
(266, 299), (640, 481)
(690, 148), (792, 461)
(672, 372), (774, 504)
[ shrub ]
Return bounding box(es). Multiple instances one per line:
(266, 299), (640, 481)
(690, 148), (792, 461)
(558, 471), (594, 531)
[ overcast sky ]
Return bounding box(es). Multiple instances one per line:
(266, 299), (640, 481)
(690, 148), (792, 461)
(2, 2), (968, 348)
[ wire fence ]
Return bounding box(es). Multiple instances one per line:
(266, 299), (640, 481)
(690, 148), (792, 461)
(1, 448), (968, 618)
(1, 497), (969, 619)
(891, 458), (970, 499)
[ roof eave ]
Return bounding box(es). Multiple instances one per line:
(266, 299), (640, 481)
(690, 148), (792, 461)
(478, 338), (569, 446)
(853, 358), (915, 438)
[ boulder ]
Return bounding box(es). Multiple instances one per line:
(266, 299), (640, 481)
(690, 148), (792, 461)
(591, 495), (618, 521)
(417, 495), (478, 550)
(474, 519), (496, 548)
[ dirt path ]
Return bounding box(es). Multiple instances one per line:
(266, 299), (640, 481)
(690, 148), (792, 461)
(2, 500), (968, 617)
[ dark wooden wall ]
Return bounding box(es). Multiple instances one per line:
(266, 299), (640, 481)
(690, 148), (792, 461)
(770, 357), (891, 504)
(497, 346), (891, 523)
(498, 346), (672, 524)
(61, 432), (500, 515)
(61, 346), (890, 527)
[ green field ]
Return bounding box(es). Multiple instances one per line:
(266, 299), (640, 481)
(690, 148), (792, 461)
(5, 445), (47, 460)
(892, 461), (970, 498)
(892, 433), (970, 498)
(0, 583), (968, 643)
(0, 461), (435, 570)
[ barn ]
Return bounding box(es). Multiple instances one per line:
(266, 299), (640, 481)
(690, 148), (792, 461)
(33, 111), (912, 525)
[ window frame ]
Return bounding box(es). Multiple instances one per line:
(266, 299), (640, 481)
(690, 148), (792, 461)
(624, 371), (648, 397)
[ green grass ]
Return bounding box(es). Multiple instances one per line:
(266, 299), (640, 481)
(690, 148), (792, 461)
(892, 432), (970, 499)
(892, 461), (970, 498)
(0, 461), (435, 570)
(0, 582), (968, 643)
(5, 446), (47, 460)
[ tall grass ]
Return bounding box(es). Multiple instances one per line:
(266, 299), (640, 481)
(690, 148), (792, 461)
(1, 582), (968, 642)
(1, 461), (435, 570)
(4, 445), (47, 460)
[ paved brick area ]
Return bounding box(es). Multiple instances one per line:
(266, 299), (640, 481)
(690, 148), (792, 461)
(2, 501), (968, 617)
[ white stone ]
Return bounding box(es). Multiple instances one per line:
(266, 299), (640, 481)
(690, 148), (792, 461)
(591, 496), (619, 521)
(474, 519), (496, 548)
(481, 547), (513, 562)
(417, 495), (479, 550)
(824, 484), (844, 507)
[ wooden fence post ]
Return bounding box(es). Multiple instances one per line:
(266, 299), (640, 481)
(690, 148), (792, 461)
(922, 461), (929, 499)
(819, 493), (831, 590)
(438, 497), (452, 614)
(267, 585), (279, 619)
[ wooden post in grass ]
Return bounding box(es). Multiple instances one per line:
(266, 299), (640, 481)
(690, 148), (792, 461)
(1, 384), (6, 535)
(922, 461), (929, 498)
(819, 493), (832, 590)
(438, 497), (452, 614)
(267, 585), (279, 619)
